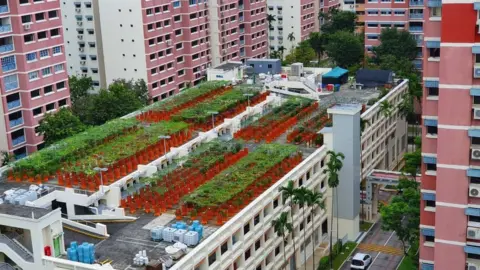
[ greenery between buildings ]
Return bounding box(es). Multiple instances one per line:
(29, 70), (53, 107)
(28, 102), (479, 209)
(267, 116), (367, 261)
(359, 221), (373, 232)
(317, 241), (357, 270)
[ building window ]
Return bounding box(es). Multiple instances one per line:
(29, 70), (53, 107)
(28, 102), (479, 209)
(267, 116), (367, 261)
(30, 89), (40, 98)
(245, 247), (251, 260)
(244, 223), (250, 235)
(273, 198), (279, 209)
(426, 125), (437, 136)
(426, 163), (436, 171)
(42, 67), (52, 76)
(33, 107), (42, 116)
(46, 102), (55, 111)
(255, 240), (261, 250)
(40, 49), (49, 58)
(428, 48), (440, 58)
(425, 199), (436, 207)
(35, 12), (45, 21)
(208, 252), (216, 266)
(44, 85), (53, 94)
(28, 71), (39, 81)
(427, 87), (438, 97)
(52, 46), (62, 55)
(173, 1), (181, 7)
(24, 34), (34, 43)
(254, 214), (260, 226)
(275, 245), (280, 256)
(221, 242), (228, 255)
(56, 81), (66, 90)
(37, 31), (47, 40)
(54, 64), (64, 73)
(424, 235), (435, 243)
(48, 10), (58, 19)
(430, 7), (441, 17)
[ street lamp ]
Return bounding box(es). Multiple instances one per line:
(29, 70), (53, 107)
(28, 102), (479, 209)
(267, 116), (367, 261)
(207, 111), (219, 130)
(93, 167), (108, 193)
(243, 93), (253, 107)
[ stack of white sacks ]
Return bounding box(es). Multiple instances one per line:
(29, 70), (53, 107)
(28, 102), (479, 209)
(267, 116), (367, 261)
(133, 250), (149, 266)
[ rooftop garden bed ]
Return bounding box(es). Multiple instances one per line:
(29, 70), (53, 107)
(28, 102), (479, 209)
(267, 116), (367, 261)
(136, 81), (230, 122)
(234, 98), (317, 143)
(121, 140), (248, 215)
(287, 109), (330, 146)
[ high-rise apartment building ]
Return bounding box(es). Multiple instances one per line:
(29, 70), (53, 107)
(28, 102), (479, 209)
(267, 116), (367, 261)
(363, 0), (424, 69)
(266, 0), (319, 53)
(419, 1), (480, 269)
(61, 0), (268, 99)
(0, 0), (70, 158)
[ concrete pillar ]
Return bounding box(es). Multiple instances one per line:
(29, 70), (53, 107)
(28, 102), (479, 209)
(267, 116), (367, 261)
(325, 104), (362, 242)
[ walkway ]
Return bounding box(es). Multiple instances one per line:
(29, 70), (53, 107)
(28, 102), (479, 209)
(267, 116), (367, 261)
(303, 242), (329, 270)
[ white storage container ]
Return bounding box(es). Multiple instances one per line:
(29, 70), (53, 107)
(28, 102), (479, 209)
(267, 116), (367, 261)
(183, 231), (199, 246)
(24, 191), (37, 202)
(162, 227), (176, 243)
(173, 229), (187, 243)
(14, 189), (26, 195)
(150, 226), (164, 241)
(15, 195), (27, 205)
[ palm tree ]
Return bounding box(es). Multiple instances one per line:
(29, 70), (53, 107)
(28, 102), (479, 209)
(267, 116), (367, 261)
(272, 212), (292, 270)
(280, 180), (297, 268)
(379, 100), (393, 118)
(293, 187), (309, 270)
(278, 46), (286, 59)
(306, 189), (324, 270)
(360, 118), (369, 135)
(287, 32), (296, 53)
(323, 150), (345, 269)
(267, 14), (276, 29)
(270, 50), (281, 59)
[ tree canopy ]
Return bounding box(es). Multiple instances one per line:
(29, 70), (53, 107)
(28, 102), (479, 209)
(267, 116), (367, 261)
(308, 32), (326, 61)
(284, 40), (316, 65)
(374, 28), (418, 61)
(69, 76), (92, 103)
(325, 31), (363, 68)
(37, 108), (87, 146)
(320, 9), (357, 34)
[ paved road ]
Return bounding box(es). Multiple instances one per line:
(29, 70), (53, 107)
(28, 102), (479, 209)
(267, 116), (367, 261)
(340, 222), (404, 270)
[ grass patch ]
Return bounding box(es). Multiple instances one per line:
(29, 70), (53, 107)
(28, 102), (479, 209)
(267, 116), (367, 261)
(397, 255), (416, 270)
(360, 221), (373, 232)
(332, 242), (357, 270)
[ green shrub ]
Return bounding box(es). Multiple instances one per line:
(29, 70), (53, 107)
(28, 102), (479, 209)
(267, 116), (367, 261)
(317, 256), (330, 270)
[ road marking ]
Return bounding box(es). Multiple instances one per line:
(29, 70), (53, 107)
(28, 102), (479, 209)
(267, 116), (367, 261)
(358, 243), (403, 256)
(369, 231), (398, 266)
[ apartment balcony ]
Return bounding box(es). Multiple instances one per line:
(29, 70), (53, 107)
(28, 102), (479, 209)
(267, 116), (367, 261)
(0, 43), (12, 53)
(240, 39), (245, 45)
(427, 0), (442, 7)
(238, 4), (244, 10)
(11, 135), (25, 147)
(409, 13), (423, 19)
(7, 99), (20, 110)
(2, 57), (16, 72)
(410, 0), (424, 6)
(239, 28), (245, 34)
(0, 3), (8, 14)
(239, 16), (244, 22)
(3, 75), (18, 92)
(413, 60), (422, 70)
(409, 26), (423, 32)
(416, 51), (423, 58)
(9, 118), (23, 128)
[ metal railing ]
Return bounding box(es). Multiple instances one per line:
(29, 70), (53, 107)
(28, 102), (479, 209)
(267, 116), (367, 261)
(2, 62), (16, 72)
(0, 234), (33, 262)
(0, 5), (8, 13)
(9, 118), (23, 128)
(0, 24), (11, 33)
(7, 100), (20, 110)
(409, 0), (424, 6)
(0, 44), (13, 53)
(409, 26), (423, 32)
(11, 136), (25, 146)
(409, 13), (423, 19)
(4, 80), (19, 91)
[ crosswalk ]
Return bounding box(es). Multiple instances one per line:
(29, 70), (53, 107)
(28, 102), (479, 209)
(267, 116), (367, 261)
(357, 243), (404, 256)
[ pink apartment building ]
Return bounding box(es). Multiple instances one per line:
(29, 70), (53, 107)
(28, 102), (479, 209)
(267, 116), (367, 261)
(363, 0), (424, 70)
(67, 0), (267, 101)
(0, 0), (70, 158)
(419, 1), (480, 269)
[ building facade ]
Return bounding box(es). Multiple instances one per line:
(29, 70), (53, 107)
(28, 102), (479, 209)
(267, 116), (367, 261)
(0, 0), (70, 158)
(419, 1), (480, 269)
(363, 0), (424, 70)
(266, 0), (318, 54)
(61, 0), (268, 100)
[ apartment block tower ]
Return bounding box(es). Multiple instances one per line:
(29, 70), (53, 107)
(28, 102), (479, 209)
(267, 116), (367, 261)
(266, 0), (318, 53)
(0, 0), (70, 158)
(61, 0), (268, 99)
(420, 1), (480, 269)
(363, 0), (425, 70)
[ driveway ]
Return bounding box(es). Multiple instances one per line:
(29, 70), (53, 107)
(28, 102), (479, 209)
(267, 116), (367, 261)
(339, 222), (404, 270)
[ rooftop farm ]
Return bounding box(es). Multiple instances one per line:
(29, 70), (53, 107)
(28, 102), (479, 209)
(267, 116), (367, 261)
(286, 108), (331, 146)
(7, 81), (268, 191)
(123, 140), (301, 225)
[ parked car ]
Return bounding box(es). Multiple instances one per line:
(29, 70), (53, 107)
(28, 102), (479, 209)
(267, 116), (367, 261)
(351, 253), (372, 269)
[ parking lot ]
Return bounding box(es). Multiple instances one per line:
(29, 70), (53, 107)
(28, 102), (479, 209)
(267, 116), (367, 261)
(339, 222), (404, 270)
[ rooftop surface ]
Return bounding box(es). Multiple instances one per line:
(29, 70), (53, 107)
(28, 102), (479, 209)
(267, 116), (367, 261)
(0, 202), (53, 220)
(214, 61), (243, 71)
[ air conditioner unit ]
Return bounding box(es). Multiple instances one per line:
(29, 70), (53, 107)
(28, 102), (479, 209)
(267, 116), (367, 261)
(222, 49), (227, 54)
(166, 40), (172, 46)
(470, 184), (480, 197)
(469, 263), (480, 270)
(23, 24), (31, 30)
(474, 108), (480, 120)
(77, 35), (83, 40)
(77, 21), (83, 26)
(473, 149), (480, 160)
(291, 62), (304, 77)
(75, 8), (81, 13)
(78, 47), (84, 52)
(80, 60), (86, 65)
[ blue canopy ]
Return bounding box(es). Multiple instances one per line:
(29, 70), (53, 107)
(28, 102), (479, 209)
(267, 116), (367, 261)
(323, 67), (349, 79)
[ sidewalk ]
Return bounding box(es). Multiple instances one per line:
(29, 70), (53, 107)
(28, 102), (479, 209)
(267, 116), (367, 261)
(303, 242), (329, 270)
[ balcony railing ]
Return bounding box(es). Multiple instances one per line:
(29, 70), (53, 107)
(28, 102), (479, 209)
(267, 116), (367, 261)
(9, 118), (23, 128)
(474, 64), (480, 78)
(0, 44), (13, 53)
(409, 13), (423, 19)
(413, 61), (422, 70)
(0, 24), (11, 33)
(427, 0), (442, 7)
(238, 4), (244, 10)
(7, 100), (20, 110)
(409, 26), (423, 32)
(416, 52), (423, 58)
(239, 28), (245, 34)
(2, 62), (15, 72)
(4, 80), (18, 91)
(11, 135), (25, 146)
(0, 5), (8, 14)
(410, 0), (424, 6)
